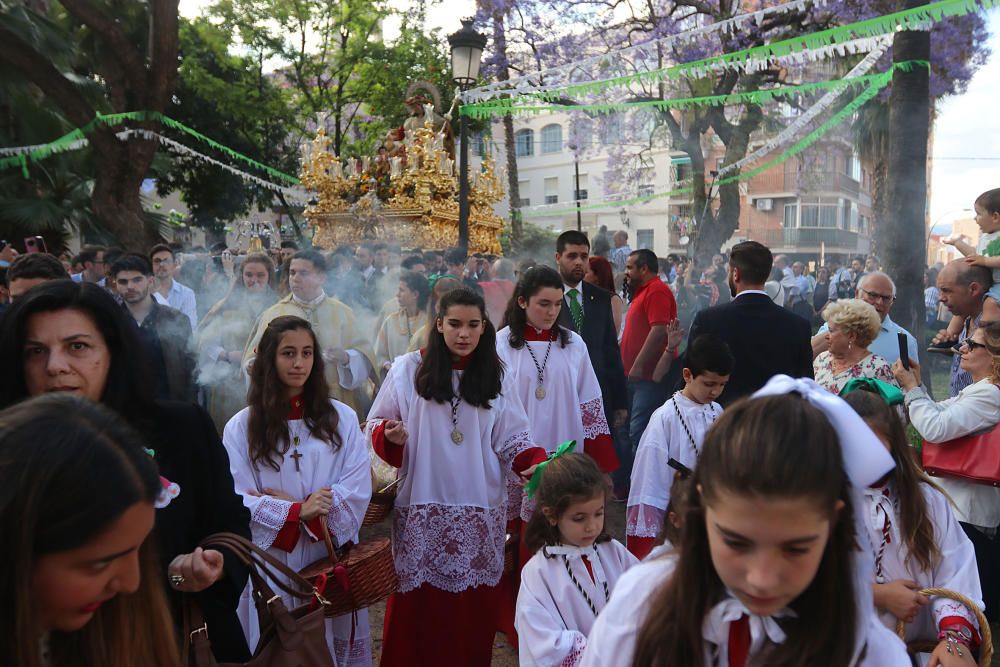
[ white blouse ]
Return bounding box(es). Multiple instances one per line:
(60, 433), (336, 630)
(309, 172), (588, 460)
(904, 379), (1000, 527)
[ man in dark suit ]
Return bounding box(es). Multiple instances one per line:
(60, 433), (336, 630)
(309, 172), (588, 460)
(554, 231), (629, 487)
(688, 241), (813, 405)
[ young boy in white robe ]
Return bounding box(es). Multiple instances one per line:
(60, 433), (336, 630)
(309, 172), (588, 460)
(223, 315), (373, 666)
(516, 448), (637, 667)
(582, 377), (911, 667)
(843, 388), (984, 666)
(626, 334), (733, 559)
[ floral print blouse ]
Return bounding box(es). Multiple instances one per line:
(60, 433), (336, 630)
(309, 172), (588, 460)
(813, 351), (900, 395)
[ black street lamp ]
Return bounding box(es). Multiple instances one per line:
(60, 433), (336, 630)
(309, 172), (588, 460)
(448, 18), (486, 251)
(568, 143), (582, 232)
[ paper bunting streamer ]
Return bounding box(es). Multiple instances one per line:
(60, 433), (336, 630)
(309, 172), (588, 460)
(115, 129), (309, 203)
(518, 60), (921, 219)
(463, 0), (831, 104)
(716, 40), (891, 178)
(463, 0), (990, 103)
(461, 66), (889, 119)
(0, 111), (300, 185)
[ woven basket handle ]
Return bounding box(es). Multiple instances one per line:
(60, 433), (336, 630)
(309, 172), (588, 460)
(319, 517), (340, 565)
(894, 586), (993, 667)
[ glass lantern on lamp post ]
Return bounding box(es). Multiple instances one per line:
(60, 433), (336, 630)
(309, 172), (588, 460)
(448, 18), (486, 251)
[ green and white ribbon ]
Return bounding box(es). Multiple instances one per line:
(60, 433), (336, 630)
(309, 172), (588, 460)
(524, 440), (577, 499)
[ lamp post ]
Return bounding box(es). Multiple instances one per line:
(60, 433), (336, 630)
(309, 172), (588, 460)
(568, 143), (582, 232)
(448, 18), (486, 251)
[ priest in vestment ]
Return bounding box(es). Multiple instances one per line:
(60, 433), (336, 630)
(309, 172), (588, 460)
(243, 250), (374, 413)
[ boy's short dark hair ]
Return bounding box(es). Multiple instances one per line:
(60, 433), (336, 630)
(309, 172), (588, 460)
(292, 249), (327, 273)
(975, 188), (1000, 215)
(77, 244), (106, 265)
(148, 243), (174, 260)
(7, 253), (67, 286)
(280, 240), (299, 250)
(556, 230), (590, 253)
(110, 253), (153, 278)
(444, 247), (467, 266)
(684, 334), (735, 378)
(728, 241), (772, 285)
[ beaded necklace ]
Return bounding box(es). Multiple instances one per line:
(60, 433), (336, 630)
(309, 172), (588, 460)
(557, 545), (609, 616)
(671, 392), (718, 457)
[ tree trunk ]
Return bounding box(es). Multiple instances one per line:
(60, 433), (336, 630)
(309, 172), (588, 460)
(502, 113), (522, 255)
(883, 17), (930, 360)
(490, 10), (522, 255)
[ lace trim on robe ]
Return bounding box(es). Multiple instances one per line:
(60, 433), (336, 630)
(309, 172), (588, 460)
(498, 429), (534, 468)
(333, 635), (373, 667)
(249, 497), (294, 551)
(626, 504), (666, 538)
(558, 633), (588, 667)
(581, 396), (611, 439)
(393, 503), (508, 593)
(327, 489), (362, 546)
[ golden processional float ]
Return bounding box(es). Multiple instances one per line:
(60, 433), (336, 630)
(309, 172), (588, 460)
(299, 91), (506, 255)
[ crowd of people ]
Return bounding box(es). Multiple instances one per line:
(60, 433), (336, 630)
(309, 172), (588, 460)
(0, 186), (999, 667)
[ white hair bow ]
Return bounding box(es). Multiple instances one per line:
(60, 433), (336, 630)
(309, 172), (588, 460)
(751, 375), (894, 488)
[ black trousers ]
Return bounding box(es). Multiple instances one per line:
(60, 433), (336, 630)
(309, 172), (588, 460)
(960, 522), (1000, 624)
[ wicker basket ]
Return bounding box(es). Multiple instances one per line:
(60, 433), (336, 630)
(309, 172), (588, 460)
(299, 521), (398, 617)
(894, 587), (992, 667)
(362, 491), (396, 527)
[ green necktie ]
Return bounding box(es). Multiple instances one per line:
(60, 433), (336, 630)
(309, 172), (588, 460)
(566, 288), (584, 331)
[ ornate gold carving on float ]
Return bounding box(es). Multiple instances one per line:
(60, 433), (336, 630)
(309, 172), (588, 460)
(300, 103), (505, 255)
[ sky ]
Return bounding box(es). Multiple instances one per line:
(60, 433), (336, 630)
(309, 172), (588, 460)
(928, 9), (1000, 231)
(179, 0), (999, 231)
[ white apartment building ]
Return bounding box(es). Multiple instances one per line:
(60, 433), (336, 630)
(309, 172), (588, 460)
(472, 112), (687, 257)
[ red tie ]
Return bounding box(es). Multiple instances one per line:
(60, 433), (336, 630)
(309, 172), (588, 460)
(728, 614), (751, 667)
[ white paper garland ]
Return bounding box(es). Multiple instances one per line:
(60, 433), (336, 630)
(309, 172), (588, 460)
(463, 0), (827, 103)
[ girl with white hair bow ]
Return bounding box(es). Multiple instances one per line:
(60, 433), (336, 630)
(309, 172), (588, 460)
(581, 375), (911, 667)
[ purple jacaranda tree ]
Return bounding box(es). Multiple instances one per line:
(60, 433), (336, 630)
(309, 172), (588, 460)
(474, 0), (988, 274)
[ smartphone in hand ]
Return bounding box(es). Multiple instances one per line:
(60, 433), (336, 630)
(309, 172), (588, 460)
(897, 332), (910, 370)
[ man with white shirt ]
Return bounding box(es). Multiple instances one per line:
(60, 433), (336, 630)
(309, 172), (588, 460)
(149, 244), (198, 331)
(811, 272), (919, 365)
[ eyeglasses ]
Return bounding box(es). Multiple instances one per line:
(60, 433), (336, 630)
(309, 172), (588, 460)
(859, 287), (896, 304)
(953, 339), (987, 353)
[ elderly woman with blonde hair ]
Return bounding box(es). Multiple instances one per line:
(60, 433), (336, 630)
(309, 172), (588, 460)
(813, 298), (900, 393)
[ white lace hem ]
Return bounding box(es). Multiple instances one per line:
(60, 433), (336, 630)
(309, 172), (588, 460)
(581, 396), (611, 440)
(626, 503), (665, 538)
(333, 635), (373, 667)
(558, 633), (587, 667)
(327, 490), (362, 546)
(250, 496), (294, 551)
(393, 503), (507, 593)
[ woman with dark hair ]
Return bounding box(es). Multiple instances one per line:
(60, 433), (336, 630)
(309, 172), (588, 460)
(0, 280), (252, 662)
(0, 394), (179, 667)
(223, 315), (372, 665)
(366, 288), (547, 666)
(585, 256), (624, 334)
(197, 253), (277, 430)
(376, 270), (430, 375)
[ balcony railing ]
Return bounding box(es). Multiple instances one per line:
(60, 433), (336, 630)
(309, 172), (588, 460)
(750, 170), (861, 197)
(747, 227), (864, 251)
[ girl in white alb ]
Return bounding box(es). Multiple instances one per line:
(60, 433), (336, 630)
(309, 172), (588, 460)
(626, 334), (733, 559)
(842, 388), (983, 666)
(496, 266), (617, 524)
(582, 377), (911, 667)
(366, 288), (546, 667)
(222, 315), (373, 666)
(516, 449), (638, 666)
